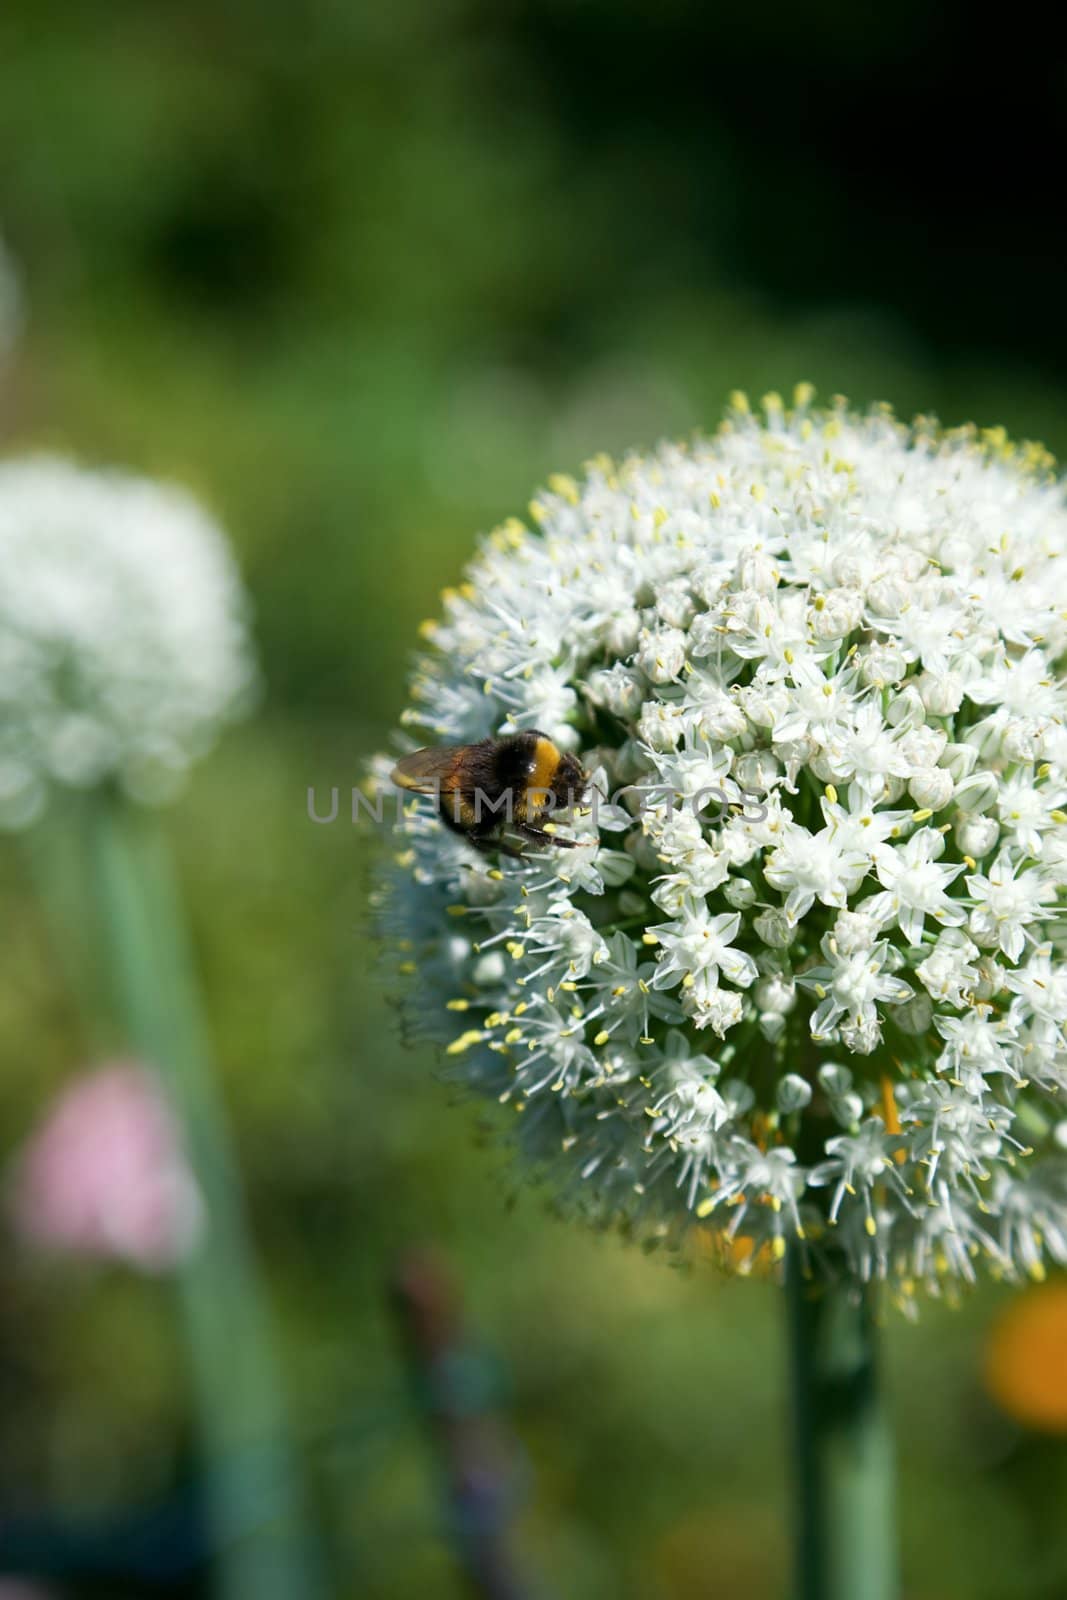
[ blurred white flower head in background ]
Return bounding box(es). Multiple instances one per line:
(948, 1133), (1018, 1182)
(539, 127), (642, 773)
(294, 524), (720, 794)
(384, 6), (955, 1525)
(8, 1062), (203, 1272)
(0, 459), (258, 826)
(375, 389), (1067, 1305)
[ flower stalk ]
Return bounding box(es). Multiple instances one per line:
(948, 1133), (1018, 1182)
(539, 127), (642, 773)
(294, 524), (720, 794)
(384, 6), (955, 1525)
(787, 1250), (897, 1600)
(73, 789), (321, 1600)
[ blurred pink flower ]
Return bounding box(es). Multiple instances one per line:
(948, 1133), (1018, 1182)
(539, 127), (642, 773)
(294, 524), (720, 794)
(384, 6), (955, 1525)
(8, 1063), (202, 1271)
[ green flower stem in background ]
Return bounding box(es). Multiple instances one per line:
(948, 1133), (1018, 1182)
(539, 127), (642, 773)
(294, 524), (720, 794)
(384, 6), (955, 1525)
(79, 789), (322, 1600)
(787, 1251), (898, 1600)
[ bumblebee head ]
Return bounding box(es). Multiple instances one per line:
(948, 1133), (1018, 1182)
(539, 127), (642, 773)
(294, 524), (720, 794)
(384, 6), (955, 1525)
(551, 747), (588, 808)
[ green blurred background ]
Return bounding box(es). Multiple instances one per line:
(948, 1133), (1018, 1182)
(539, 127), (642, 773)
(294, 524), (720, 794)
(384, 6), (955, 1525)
(2, 3), (1067, 1596)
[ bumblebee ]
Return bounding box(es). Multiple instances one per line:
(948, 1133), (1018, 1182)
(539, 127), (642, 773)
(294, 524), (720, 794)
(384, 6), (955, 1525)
(391, 730), (588, 856)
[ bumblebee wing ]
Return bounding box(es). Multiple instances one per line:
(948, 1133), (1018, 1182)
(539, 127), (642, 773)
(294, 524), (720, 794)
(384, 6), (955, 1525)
(390, 745), (467, 795)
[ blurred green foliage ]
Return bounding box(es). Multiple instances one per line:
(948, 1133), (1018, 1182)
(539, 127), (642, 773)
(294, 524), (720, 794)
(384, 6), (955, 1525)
(2, 3), (1067, 1596)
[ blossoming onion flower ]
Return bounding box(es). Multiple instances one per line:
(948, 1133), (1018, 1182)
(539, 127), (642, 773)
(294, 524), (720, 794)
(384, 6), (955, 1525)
(0, 458), (257, 825)
(375, 389), (1067, 1301)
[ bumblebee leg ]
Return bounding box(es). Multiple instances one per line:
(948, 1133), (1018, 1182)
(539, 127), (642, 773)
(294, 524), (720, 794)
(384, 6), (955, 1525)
(515, 823), (580, 849)
(466, 831), (525, 859)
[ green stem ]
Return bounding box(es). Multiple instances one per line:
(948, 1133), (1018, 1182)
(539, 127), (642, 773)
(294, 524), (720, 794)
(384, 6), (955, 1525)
(786, 1252), (898, 1600)
(72, 790), (323, 1600)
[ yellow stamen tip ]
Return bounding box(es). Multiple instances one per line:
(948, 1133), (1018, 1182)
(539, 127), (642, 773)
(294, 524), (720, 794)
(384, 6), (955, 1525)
(446, 1030), (484, 1056)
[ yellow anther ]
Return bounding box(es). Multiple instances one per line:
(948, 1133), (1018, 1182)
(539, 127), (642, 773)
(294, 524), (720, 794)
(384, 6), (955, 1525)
(446, 1030), (484, 1056)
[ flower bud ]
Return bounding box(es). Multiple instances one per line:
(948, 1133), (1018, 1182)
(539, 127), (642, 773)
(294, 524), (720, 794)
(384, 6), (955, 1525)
(941, 742), (977, 782)
(908, 767), (954, 811)
(472, 950), (506, 985)
(833, 909), (882, 953)
(890, 992), (933, 1035)
(637, 700), (685, 751)
(867, 574), (910, 616)
(656, 581), (695, 629)
(900, 726), (947, 767)
(753, 908), (796, 948)
(810, 588), (863, 640)
(755, 974), (796, 1015)
(818, 1063), (852, 1098)
(736, 547), (779, 593)
(834, 1088), (866, 1121)
(1003, 722), (1037, 763)
(954, 770), (999, 814)
(690, 687), (748, 742)
(735, 750), (780, 793)
(723, 876), (757, 908)
(588, 665), (645, 720)
(916, 670), (964, 715)
(735, 683), (783, 729)
(603, 607), (642, 656)
(955, 813), (999, 859)
(777, 1074), (813, 1114)
(860, 643), (907, 687)
(887, 685), (925, 729)
(636, 628), (687, 684)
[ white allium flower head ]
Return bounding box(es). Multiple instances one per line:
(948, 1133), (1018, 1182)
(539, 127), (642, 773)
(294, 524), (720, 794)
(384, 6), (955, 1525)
(0, 458), (258, 825)
(375, 388), (1067, 1305)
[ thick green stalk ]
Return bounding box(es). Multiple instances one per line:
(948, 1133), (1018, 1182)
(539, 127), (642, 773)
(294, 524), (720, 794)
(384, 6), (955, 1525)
(786, 1253), (898, 1600)
(75, 790), (322, 1600)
